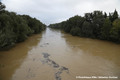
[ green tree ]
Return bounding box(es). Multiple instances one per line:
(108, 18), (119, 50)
(101, 18), (112, 40)
(85, 13), (93, 22)
(109, 13), (112, 22)
(109, 9), (119, 22)
(70, 27), (81, 36)
(82, 21), (93, 37)
(0, 2), (5, 11)
(112, 9), (118, 21)
(49, 10), (120, 43)
(92, 11), (105, 38)
(0, 4), (46, 50)
(110, 19), (120, 42)
(104, 12), (107, 18)
(0, 13), (16, 49)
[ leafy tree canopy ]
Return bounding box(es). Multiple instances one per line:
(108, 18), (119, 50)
(49, 10), (120, 43)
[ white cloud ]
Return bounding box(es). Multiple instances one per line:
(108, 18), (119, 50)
(2, 0), (120, 25)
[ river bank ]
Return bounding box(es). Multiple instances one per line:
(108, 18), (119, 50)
(0, 28), (120, 80)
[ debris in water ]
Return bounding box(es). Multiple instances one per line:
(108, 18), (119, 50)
(42, 53), (50, 58)
(41, 52), (69, 80)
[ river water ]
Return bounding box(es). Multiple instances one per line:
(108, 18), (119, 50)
(0, 28), (120, 80)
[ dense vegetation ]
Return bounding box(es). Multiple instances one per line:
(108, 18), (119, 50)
(0, 2), (46, 50)
(49, 10), (120, 43)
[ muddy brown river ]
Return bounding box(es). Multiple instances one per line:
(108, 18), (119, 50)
(0, 28), (120, 80)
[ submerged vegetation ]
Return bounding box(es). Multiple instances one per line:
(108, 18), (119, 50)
(49, 10), (120, 43)
(0, 2), (46, 50)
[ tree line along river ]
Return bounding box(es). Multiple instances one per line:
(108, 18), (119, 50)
(0, 28), (120, 80)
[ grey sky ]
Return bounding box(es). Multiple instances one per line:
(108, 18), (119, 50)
(2, 0), (120, 25)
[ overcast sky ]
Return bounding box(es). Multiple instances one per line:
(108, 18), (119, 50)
(1, 0), (120, 25)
